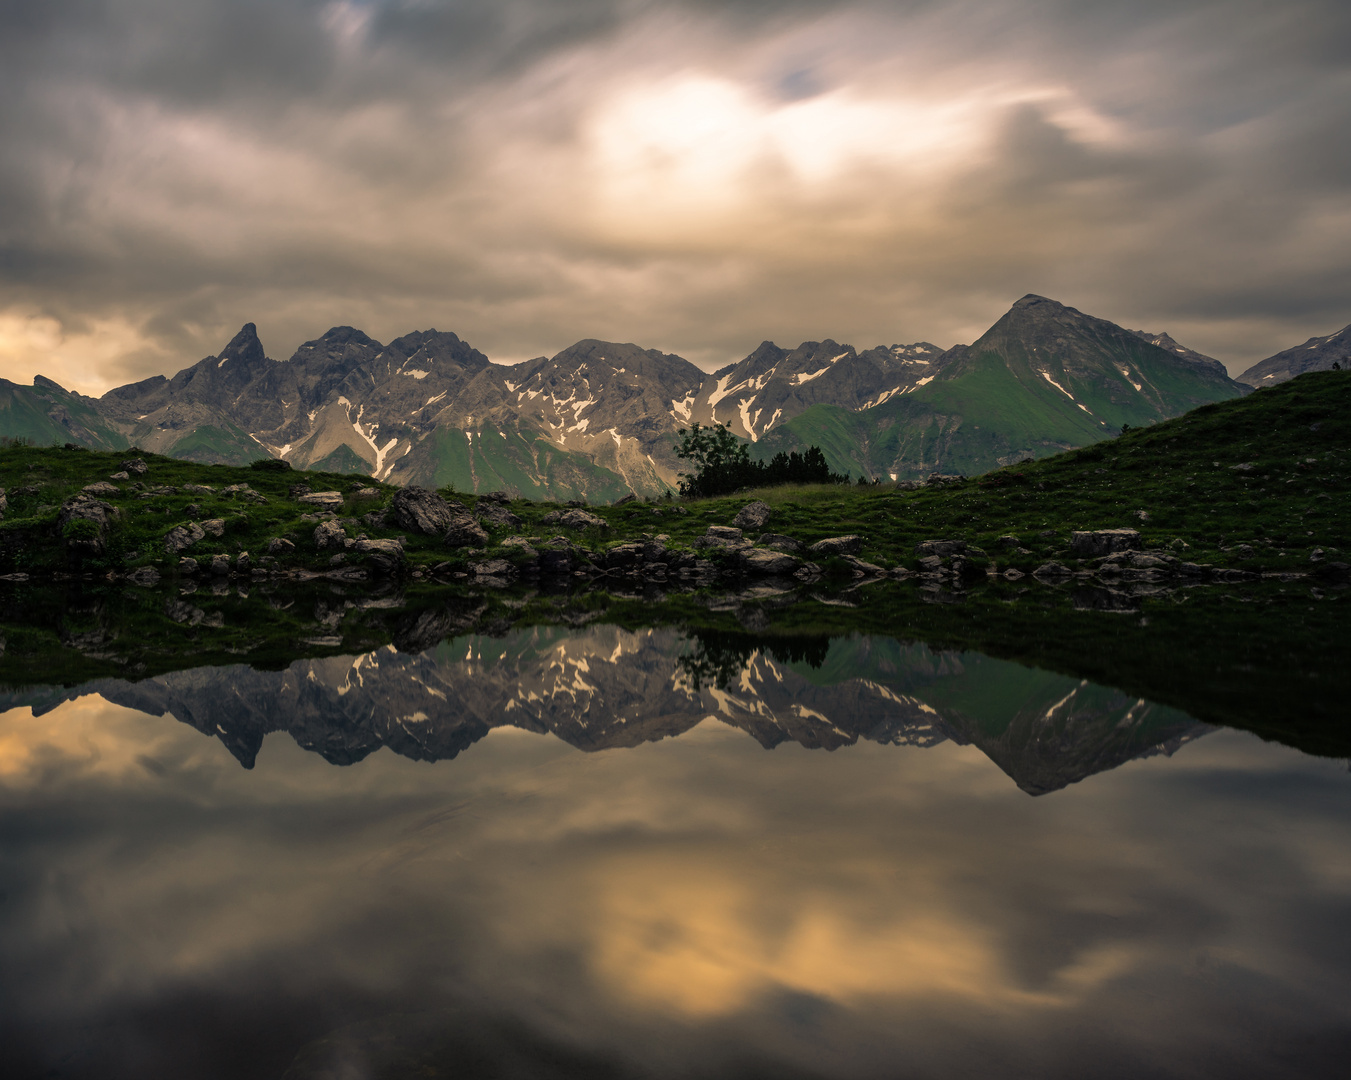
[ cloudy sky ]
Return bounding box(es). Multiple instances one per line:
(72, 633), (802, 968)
(2, 0), (1349, 393)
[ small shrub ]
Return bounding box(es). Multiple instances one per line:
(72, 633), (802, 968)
(250, 458), (292, 472)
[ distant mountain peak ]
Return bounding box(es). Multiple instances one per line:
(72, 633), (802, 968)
(215, 322), (267, 369)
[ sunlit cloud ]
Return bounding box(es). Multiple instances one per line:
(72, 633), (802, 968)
(1, 1), (1348, 389)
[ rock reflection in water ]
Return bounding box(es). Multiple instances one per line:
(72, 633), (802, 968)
(3, 626), (1209, 794)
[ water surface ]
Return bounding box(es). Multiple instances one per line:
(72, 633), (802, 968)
(1, 625), (1348, 1078)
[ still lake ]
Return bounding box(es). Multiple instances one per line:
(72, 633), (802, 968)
(2, 623), (1349, 1079)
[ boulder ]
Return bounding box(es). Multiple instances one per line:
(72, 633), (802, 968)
(209, 554), (231, 576)
(201, 518), (226, 538)
(179, 557), (199, 574)
(446, 518), (490, 547)
(164, 523), (206, 554)
(731, 500), (772, 530)
(602, 543), (644, 569)
(706, 525), (743, 542)
(182, 483), (215, 495)
(108, 471), (130, 481)
(757, 533), (803, 553)
(391, 486), (461, 535)
(809, 535), (863, 557)
(915, 539), (966, 558)
(350, 487), (380, 499)
(538, 549), (575, 574)
(353, 538), (406, 573)
(267, 537), (295, 555)
(470, 558), (515, 578)
(614, 493), (638, 505)
(236, 551), (251, 575)
(1033, 562), (1074, 579)
(741, 548), (800, 576)
(1069, 529), (1141, 557)
(82, 481), (120, 497)
(479, 490), (512, 504)
(126, 566), (162, 587)
(542, 508), (606, 530)
(298, 491), (343, 510)
(478, 503), (523, 530)
(120, 458), (148, 476)
(314, 520), (347, 550)
(221, 483), (267, 503)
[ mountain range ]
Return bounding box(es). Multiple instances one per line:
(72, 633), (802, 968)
(2, 295), (1342, 499)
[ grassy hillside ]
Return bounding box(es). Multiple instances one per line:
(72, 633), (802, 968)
(0, 379), (129, 451)
(393, 422), (633, 503)
(758, 299), (1245, 480)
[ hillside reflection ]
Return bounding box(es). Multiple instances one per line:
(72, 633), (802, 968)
(2, 626), (1209, 794)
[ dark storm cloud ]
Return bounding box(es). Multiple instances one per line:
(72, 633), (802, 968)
(1, 0), (1349, 391)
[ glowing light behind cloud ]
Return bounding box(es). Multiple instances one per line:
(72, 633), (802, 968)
(0, 1), (1348, 390)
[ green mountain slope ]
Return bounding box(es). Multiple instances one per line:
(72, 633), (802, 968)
(757, 295), (1246, 479)
(0, 378), (129, 451)
(391, 421), (632, 502)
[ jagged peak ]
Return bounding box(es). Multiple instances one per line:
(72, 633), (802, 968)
(207, 323), (272, 375)
(33, 374), (70, 393)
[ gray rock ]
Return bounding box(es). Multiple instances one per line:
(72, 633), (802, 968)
(915, 539), (966, 557)
(267, 537), (295, 555)
(471, 558), (515, 577)
(201, 518), (226, 538)
(741, 548), (800, 575)
(477, 503), (523, 530)
(538, 549), (575, 574)
(236, 551), (251, 575)
(127, 566), (162, 587)
(1069, 529), (1141, 557)
(446, 518), (490, 547)
(108, 471), (130, 481)
(298, 491), (343, 509)
(917, 556), (944, 573)
(221, 483), (267, 503)
(841, 555), (885, 575)
(731, 500), (772, 530)
(210, 554), (231, 576)
(706, 525), (743, 542)
(757, 533), (803, 553)
(182, 483), (215, 495)
(1033, 562), (1074, 579)
(351, 487), (380, 499)
(57, 493), (120, 552)
(391, 486), (460, 535)
(314, 520), (347, 550)
(809, 535), (863, 557)
(120, 458), (148, 476)
(179, 557), (199, 574)
(602, 543), (644, 569)
(553, 508), (606, 530)
(82, 481), (120, 497)
(163, 523), (206, 554)
(613, 493), (638, 505)
(353, 538), (405, 573)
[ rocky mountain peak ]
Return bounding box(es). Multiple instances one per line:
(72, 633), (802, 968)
(215, 322), (268, 369)
(1236, 321), (1351, 387)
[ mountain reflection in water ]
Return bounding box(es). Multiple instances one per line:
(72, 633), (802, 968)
(1, 626), (1349, 1080)
(6, 626), (1209, 794)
